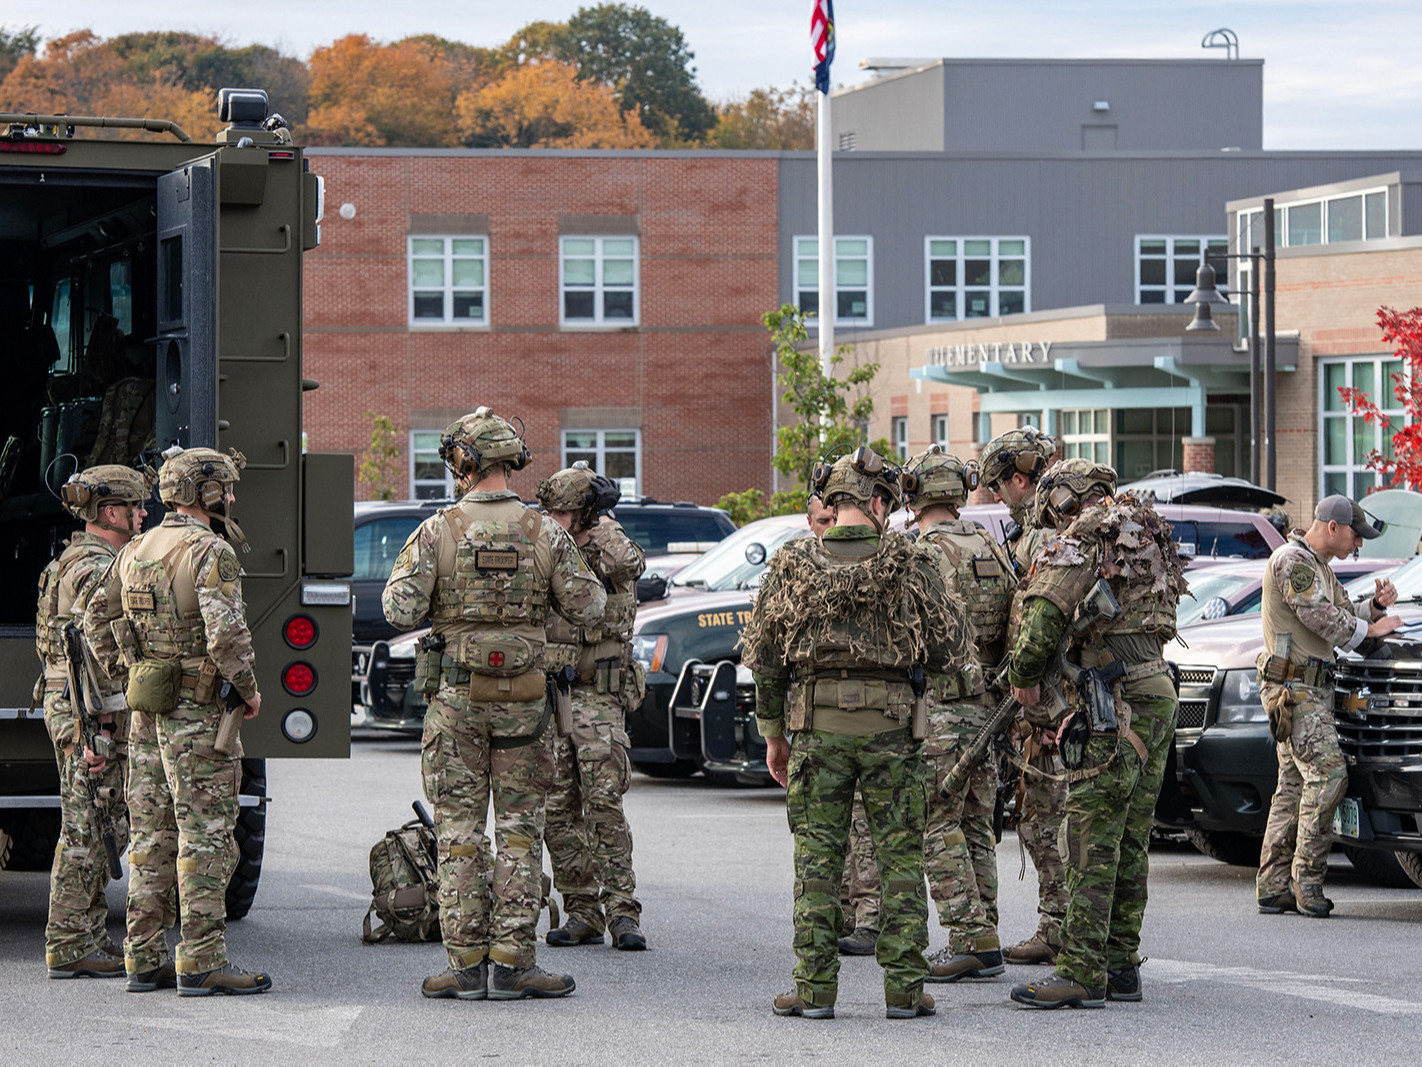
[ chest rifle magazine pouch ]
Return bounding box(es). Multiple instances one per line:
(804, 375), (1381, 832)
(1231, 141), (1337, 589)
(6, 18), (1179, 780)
(126, 658), (181, 715)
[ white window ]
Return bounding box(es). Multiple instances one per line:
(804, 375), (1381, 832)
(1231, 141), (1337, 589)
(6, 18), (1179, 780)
(408, 236), (487, 326)
(891, 416), (908, 461)
(1238, 188), (1387, 258)
(562, 429), (641, 498)
(931, 413), (948, 449)
(1114, 407), (1189, 480)
(795, 235), (873, 327)
(560, 236), (638, 326)
(1320, 356), (1405, 498)
(1135, 235), (1227, 305)
(924, 237), (1029, 322)
(410, 430), (455, 499)
(1059, 409), (1111, 465)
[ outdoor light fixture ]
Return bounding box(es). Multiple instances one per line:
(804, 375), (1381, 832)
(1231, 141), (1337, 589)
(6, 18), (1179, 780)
(1184, 261), (1227, 332)
(1092, 100), (1110, 112)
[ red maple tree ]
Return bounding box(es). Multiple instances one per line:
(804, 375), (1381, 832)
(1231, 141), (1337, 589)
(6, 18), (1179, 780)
(1338, 306), (1422, 490)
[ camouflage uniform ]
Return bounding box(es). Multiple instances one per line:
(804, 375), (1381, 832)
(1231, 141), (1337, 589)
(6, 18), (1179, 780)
(36, 531), (130, 970)
(84, 512), (257, 978)
(1255, 532), (1367, 898)
(839, 790), (879, 935)
(743, 514), (970, 1014)
(1004, 500), (1068, 957)
(1007, 493), (1185, 996)
(543, 518), (647, 931)
(918, 517), (1013, 957)
(383, 489), (605, 973)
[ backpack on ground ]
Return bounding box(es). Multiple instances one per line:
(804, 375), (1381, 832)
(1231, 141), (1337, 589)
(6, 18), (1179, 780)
(362, 803), (441, 943)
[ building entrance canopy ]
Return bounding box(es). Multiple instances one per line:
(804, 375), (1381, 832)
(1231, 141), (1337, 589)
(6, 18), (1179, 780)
(909, 335), (1296, 437)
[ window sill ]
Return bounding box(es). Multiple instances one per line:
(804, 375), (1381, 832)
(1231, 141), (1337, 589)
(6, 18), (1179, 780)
(408, 323), (492, 332)
(558, 322), (641, 332)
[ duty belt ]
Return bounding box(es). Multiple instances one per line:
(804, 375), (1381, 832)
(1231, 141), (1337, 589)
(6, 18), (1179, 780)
(1259, 654), (1334, 688)
(1122, 658), (1169, 682)
(796, 668), (913, 685)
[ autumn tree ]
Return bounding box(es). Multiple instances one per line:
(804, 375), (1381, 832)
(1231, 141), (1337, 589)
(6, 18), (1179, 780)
(710, 84), (815, 150)
(358, 413), (403, 501)
(1338, 306), (1422, 490)
(0, 24), (39, 82)
(304, 35), (461, 147)
(456, 60), (652, 149)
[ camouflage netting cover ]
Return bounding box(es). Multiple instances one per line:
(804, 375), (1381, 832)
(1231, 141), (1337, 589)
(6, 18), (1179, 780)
(741, 530), (975, 675)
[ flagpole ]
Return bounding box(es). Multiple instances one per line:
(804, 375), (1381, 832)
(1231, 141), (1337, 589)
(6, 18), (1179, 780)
(817, 81), (834, 380)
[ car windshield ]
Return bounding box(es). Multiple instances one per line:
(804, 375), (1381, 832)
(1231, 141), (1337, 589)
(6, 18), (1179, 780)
(1348, 553), (1422, 600)
(353, 515), (424, 581)
(1171, 520), (1273, 560)
(614, 509), (733, 555)
(671, 522), (807, 591)
(1175, 570), (1260, 627)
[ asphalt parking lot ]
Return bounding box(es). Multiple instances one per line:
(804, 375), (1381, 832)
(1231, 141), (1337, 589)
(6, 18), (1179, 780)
(4, 733), (1422, 1065)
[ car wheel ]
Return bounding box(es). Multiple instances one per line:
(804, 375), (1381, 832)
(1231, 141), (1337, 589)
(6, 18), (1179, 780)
(1184, 827), (1261, 867)
(1388, 850), (1422, 890)
(632, 759), (698, 779)
(1342, 845), (1419, 888)
(225, 759), (267, 921)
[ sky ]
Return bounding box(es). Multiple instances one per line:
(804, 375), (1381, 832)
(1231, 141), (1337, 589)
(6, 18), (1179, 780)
(15, 0), (1422, 149)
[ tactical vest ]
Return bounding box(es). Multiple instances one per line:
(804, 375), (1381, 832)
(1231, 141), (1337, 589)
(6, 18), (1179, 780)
(1261, 541), (1353, 664)
(119, 525), (209, 664)
(35, 535), (114, 675)
(583, 579), (636, 646)
(921, 519), (1013, 663)
(430, 503), (550, 675)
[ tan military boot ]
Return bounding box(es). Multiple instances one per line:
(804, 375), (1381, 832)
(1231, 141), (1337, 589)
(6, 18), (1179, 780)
(177, 963), (273, 996)
(48, 948), (125, 979)
(127, 963), (178, 992)
(1010, 973), (1105, 1009)
(1293, 881), (1333, 918)
(608, 915), (647, 951)
(488, 962), (575, 999)
(885, 991), (936, 1019)
(421, 962), (488, 1000)
(926, 936), (1006, 982)
(772, 991), (835, 1019)
(546, 917), (606, 946)
(1004, 931), (1058, 965)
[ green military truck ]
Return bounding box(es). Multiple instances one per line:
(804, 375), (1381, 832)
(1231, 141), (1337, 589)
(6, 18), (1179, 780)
(0, 89), (353, 916)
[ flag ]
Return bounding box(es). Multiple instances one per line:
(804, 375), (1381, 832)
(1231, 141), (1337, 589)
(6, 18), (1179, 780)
(811, 0), (835, 94)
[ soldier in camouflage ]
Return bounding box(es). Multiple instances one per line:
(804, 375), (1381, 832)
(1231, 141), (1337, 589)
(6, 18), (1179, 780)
(742, 448), (972, 1021)
(538, 465), (649, 951)
(1256, 495), (1399, 918)
(37, 464), (149, 978)
(383, 409), (605, 1002)
(1006, 460), (1187, 1009)
(902, 447), (1015, 984)
(979, 426), (1067, 966)
(83, 446), (268, 995)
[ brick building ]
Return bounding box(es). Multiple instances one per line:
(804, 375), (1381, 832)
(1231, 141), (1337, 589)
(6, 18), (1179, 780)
(302, 149), (780, 503)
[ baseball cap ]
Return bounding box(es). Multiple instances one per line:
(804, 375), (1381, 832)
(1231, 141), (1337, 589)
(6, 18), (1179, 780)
(1315, 494), (1385, 539)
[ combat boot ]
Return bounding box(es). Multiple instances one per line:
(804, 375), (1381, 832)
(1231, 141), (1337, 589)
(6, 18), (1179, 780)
(48, 948), (125, 979)
(1293, 881), (1333, 918)
(837, 927), (878, 956)
(127, 963), (178, 993)
(545, 917), (606, 946)
(421, 962), (488, 1000)
(885, 992), (936, 1019)
(488, 962), (575, 999)
(772, 991), (834, 1019)
(1003, 932), (1058, 965)
(1010, 974), (1106, 1009)
(177, 963), (273, 996)
(1106, 962), (1142, 1002)
(926, 937), (1006, 982)
(608, 915), (647, 951)
(1257, 887), (1299, 914)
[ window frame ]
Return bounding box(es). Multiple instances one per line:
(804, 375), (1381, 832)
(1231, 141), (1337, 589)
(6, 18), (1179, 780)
(559, 235), (640, 329)
(931, 413), (949, 449)
(923, 236), (1031, 323)
(794, 234), (875, 328)
(409, 429), (456, 499)
(1238, 186), (1389, 257)
(1134, 234), (1228, 305)
(891, 415), (908, 461)
(560, 428), (642, 498)
(1319, 354), (1406, 499)
(407, 235), (489, 328)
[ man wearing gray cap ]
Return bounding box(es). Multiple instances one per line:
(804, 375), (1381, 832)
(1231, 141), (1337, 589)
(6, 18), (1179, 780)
(1255, 495), (1400, 917)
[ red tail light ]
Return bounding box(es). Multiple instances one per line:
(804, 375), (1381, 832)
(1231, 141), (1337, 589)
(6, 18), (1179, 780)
(283, 614), (318, 649)
(282, 662), (316, 696)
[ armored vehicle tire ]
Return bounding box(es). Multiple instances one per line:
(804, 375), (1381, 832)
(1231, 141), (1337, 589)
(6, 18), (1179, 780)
(0, 808), (61, 871)
(632, 759), (698, 779)
(1184, 827), (1261, 867)
(225, 759), (267, 921)
(1342, 845), (1418, 889)
(1390, 850), (1422, 890)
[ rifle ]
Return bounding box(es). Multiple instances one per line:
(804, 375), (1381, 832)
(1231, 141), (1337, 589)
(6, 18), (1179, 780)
(214, 680), (248, 758)
(60, 624), (123, 880)
(938, 577), (1121, 800)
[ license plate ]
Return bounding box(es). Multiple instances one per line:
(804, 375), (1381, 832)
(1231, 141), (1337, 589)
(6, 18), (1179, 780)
(1334, 796), (1361, 838)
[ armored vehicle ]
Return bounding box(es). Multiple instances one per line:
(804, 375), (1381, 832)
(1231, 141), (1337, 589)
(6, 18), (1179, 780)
(0, 90), (353, 916)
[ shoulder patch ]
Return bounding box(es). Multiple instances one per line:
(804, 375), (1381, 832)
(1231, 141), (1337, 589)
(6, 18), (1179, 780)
(393, 544), (414, 572)
(216, 548), (240, 583)
(1289, 561), (1315, 594)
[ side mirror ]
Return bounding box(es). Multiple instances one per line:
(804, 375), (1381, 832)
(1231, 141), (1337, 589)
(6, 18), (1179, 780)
(744, 542), (767, 566)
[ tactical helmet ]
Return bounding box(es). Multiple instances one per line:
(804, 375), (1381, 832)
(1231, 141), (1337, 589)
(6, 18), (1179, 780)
(811, 447), (903, 516)
(158, 446), (245, 509)
(979, 426), (1057, 489)
(1033, 458), (1118, 528)
(439, 407), (530, 481)
(60, 464), (152, 523)
(537, 462), (621, 527)
(900, 445), (978, 511)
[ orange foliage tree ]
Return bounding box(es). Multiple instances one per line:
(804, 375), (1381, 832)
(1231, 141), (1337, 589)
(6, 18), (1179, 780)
(1338, 307), (1422, 491)
(304, 35), (462, 147)
(456, 61), (653, 149)
(710, 84), (815, 149)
